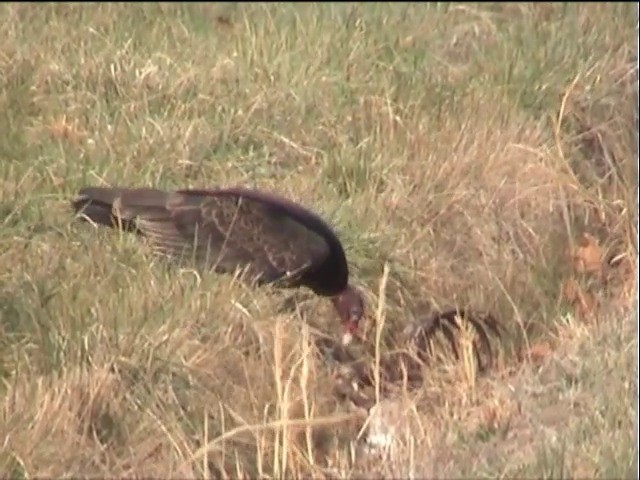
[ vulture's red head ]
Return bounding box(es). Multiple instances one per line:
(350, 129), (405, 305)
(331, 284), (365, 345)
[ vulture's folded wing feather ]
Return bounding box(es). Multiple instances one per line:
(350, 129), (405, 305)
(113, 190), (332, 285)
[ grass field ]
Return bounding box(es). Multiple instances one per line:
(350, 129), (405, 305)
(0, 3), (637, 478)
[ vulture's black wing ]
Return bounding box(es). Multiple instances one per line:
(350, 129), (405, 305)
(72, 187), (333, 288)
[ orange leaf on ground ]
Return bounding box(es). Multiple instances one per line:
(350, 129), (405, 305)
(571, 232), (602, 275)
(524, 342), (554, 365)
(47, 114), (87, 146)
(561, 278), (580, 303)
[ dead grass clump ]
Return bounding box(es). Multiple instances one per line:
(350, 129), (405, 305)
(1, 366), (126, 477)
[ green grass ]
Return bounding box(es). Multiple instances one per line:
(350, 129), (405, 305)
(0, 3), (636, 478)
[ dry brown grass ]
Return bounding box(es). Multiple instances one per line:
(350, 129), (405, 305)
(0, 3), (636, 478)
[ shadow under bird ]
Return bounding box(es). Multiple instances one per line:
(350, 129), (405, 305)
(70, 186), (364, 344)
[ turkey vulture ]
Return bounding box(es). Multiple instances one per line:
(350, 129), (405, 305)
(71, 186), (364, 344)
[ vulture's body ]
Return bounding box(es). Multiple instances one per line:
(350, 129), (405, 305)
(71, 186), (364, 341)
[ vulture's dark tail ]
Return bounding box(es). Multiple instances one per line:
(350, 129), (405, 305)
(71, 187), (124, 228)
(71, 186), (172, 231)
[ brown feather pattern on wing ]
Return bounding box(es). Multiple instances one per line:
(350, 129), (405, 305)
(102, 189), (332, 286)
